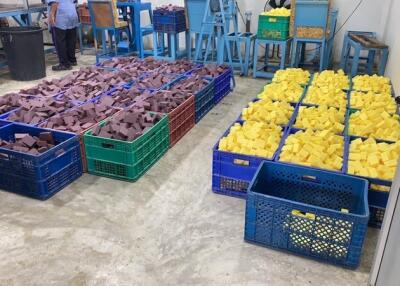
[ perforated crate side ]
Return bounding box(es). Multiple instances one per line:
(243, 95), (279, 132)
(169, 96), (195, 146)
(245, 161), (369, 268)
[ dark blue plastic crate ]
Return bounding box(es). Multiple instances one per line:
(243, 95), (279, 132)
(369, 205), (385, 228)
(0, 156), (82, 200)
(0, 124), (81, 181)
(214, 84), (231, 104)
(154, 22), (187, 33)
(212, 121), (288, 199)
(194, 78), (215, 123)
(245, 161), (369, 268)
(0, 120), (10, 128)
(153, 10), (186, 25)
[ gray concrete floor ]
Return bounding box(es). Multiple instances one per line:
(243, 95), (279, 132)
(0, 54), (378, 286)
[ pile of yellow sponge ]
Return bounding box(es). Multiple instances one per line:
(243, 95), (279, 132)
(272, 68), (310, 86)
(242, 99), (294, 125)
(352, 75), (391, 94)
(303, 85), (347, 108)
(294, 105), (346, 134)
(348, 138), (400, 181)
(350, 91), (396, 113)
(218, 121), (283, 158)
(261, 7), (291, 17)
(312, 70), (350, 90)
(279, 129), (344, 171)
(258, 81), (304, 103)
(348, 108), (400, 141)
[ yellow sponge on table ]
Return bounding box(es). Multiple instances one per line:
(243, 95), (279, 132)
(261, 7), (291, 17)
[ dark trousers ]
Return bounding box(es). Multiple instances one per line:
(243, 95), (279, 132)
(52, 27), (77, 67)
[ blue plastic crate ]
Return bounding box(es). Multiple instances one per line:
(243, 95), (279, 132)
(154, 22), (187, 33)
(153, 10), (186, 25)
(369, 205), (385, 228)
(245, 161), (369, 268)
(0, 124), (81, 181)
(192, 78), (215, 123)
(0, 120), (10, 128)
(212, 121), (288, 199)
(0, 156), (82, 200)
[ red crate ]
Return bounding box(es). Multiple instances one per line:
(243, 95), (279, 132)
(169, 95), (195, 146)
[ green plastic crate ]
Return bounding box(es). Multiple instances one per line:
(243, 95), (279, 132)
(84, 113), (169, 181)
(257, 15), (290, 40)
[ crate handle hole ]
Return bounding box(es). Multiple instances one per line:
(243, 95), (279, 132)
(233, 159), (249, 166)
(0, 153), (10, 160)
(302, 175), (320, 183)
(102, 143), (115, 149)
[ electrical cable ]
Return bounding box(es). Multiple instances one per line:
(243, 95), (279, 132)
(235, 1), (246, 26)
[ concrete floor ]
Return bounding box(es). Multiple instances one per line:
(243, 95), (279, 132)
(0, 54), (378, 286)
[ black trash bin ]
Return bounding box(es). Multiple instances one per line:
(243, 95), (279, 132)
(0, 26), (46, 81)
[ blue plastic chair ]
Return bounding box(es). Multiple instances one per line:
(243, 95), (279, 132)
(88, 0), (132, 63)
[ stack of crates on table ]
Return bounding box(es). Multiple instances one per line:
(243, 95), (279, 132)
(257, 9), (290, 40)
(212, 68), (310, 198)
(153, 6), (187, 33)
(0, 124), (82, 200)
(245, 161), (369, 268)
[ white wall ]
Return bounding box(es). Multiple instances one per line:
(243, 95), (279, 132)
(383, 0), (400, 95)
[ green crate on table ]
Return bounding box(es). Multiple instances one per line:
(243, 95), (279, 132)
(257, 15), (289, 40)
(84, 113), (169, 181)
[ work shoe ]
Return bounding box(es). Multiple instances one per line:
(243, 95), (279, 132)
(70, 61), (78, 66)
(52, 64), (72, 71)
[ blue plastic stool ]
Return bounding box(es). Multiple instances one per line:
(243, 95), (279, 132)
(153, 30), (190, 61)
(227, 32), (255, 76)
(253, 38), (292, 79)
(339, 31), (389, 77)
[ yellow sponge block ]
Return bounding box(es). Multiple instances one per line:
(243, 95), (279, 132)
(348, 138), (400, 181)
(350, 91), (396, 113)
(311, 69), (350, 90)
(352, 74), (391, 94)
(242, 98), (294, 125)
(294, 105), (346, 134)
(218, 121), (283, 158)
(349, 109), (400, 141)
(279, 129), (344, 171)
(303, 85), (347, 109)
(258, 81), (304, 103)
(272, 68), (310, 86)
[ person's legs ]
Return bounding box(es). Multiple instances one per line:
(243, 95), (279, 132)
(53, 27), (71, 70)
(66, 27), (77, 65)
